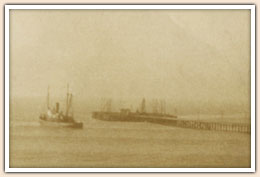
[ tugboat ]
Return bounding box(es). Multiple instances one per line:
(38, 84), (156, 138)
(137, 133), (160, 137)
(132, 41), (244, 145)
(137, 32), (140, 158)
(39, 85), (83, 129)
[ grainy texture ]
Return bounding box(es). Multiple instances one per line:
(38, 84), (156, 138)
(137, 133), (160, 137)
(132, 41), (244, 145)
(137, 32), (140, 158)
(9, 9), (251, 168)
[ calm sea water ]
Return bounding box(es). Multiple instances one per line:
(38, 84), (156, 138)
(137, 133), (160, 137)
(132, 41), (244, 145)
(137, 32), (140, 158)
(10, 100), (251, 168)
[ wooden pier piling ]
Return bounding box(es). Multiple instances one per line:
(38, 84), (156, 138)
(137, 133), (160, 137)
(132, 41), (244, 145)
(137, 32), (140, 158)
(92, 111), (250, 134)
(173, 119), (250, 134)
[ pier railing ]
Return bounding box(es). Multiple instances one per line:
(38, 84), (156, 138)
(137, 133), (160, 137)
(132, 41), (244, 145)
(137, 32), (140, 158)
(175, 119), (251, 134)
(93, 111), (251, 134)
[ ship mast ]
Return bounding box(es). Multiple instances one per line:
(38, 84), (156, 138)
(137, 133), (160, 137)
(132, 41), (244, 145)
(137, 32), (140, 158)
(70, 93), (73, 117)
(66, 84), (69, 116)
(140, 98), (146, 113)
(47, 85), (50, 109)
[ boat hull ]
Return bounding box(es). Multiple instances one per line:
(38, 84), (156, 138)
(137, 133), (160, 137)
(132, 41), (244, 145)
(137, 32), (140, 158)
(92, 111), (178, 126)
(39, 119), (83, 129)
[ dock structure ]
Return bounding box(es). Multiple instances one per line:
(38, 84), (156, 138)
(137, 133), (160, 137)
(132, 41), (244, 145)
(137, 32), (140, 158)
(175, 119), (250, 133)
(92, 111), (251, 134)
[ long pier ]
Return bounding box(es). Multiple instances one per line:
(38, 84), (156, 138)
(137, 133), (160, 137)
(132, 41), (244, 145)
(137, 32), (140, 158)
(175, 119), (250, 133)
(92, 112), (251, 134)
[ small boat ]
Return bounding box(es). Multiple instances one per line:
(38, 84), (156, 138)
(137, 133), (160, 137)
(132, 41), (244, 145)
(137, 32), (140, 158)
(39, 85), (83, 129)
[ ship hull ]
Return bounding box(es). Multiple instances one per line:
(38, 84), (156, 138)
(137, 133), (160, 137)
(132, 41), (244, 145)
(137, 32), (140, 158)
(92, 111), (178, 126)
(39, 119), (83, 129)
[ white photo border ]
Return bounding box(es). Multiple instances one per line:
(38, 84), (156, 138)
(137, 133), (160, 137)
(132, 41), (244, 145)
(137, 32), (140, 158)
(4, 4), (256, 173)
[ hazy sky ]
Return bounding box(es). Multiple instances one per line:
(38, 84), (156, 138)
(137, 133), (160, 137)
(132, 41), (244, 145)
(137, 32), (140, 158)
(10, 9), (250, 110)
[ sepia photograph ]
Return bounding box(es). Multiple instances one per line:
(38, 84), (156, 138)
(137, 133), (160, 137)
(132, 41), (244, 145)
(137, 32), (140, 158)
(5, 5), (255, 172)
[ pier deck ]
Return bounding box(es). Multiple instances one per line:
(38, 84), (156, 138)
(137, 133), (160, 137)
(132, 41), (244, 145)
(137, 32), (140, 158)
(92, 112), (251, 134)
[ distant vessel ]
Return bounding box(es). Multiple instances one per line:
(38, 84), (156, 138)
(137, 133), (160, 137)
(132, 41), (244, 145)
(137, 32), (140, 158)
(92, 98), (177, 124)
(92, 110), (177, 123)
(39, 85), (83, 129)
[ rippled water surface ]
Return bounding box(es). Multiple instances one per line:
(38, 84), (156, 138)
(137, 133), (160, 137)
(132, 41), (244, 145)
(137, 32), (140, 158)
(10, 100), (251, 168)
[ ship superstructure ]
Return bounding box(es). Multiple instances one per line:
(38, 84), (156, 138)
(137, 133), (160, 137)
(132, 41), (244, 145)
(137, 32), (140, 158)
(39, 85), (83, 129)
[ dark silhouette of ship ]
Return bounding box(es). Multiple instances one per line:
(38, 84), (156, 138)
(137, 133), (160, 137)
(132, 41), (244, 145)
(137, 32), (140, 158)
(92, 99), (251, 134)
(92, 98), (177, 125)
(39, 85), (83, 129)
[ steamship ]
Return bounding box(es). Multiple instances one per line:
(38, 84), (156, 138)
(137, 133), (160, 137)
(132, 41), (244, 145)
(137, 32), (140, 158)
(39, 85), (83, 129)
(92, 98), (177, 123)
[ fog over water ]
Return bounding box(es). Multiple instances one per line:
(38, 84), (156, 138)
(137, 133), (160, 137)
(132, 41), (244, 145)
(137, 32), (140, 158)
(10, 10), (250, 114)
(9, 9), (251, 168)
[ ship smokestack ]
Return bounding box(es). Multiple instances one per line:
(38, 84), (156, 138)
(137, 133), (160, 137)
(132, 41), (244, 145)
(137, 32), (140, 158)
(56, 102), (59, 113)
